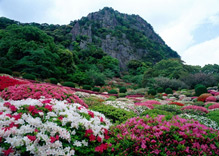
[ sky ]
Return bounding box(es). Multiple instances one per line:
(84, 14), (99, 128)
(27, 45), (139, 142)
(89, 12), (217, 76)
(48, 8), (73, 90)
(0, 0), (219, 67)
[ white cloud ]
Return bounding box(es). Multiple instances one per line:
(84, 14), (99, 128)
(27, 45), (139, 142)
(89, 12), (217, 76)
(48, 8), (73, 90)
(182, 36), (219, 66)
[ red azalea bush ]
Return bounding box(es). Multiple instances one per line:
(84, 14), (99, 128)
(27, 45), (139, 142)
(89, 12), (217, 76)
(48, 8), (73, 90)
(208, 103), (219, 110)
(0, 76), (30, 91)
(168, 102), (184, 106)
(197, 93), (212, 102)
(1, 83), (88, 108)
(181, 105), (209, 114)
(206, 96), (217, 102)
(105, 115), (219, 155)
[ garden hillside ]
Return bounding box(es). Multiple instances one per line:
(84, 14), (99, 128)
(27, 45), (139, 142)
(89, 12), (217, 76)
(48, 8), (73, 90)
(0, 75), (219, 155)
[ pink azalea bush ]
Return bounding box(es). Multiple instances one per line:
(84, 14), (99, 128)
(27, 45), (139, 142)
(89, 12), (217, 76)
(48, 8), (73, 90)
(206, 96), (217, 102)
(105, 115), (219, 155)
(181, 105), (209, 114)
(208, 103), (219, 110)
(0, 99), (111, 155)
(1, 83), (88, 108)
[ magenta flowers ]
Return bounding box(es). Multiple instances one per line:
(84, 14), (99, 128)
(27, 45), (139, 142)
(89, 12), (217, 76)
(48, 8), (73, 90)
(1, 83), (88, 108)
(107, 115), (219, 155)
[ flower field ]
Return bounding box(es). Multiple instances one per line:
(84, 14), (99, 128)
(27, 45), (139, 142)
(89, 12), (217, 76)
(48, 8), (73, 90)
(0, 75), (219, 155)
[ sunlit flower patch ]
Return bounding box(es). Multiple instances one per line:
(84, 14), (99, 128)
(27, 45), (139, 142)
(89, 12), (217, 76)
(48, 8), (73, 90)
(1, 83), (88, 108)
(0, 99), (111, 155)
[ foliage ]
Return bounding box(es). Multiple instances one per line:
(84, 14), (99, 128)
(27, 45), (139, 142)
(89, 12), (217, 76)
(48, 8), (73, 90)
(165, 88), (173, 94)
(207, 110), (219, 125)
(92, 87), (100, 92)
(118, 93), (127, 97)
(180, 73), (217, 89)
(155, 105), (182, 115)
(149, 77), (189, 90)
(126, 88), (147, 95)
(108, 89), (118, 94)
(62, 82), (75, 88)
(1, 83), (87, 108)
(141, 109), (173, 120)
(49, 78), (58, 84)
(83, 85), (92, 90)
(22, 74), (36, 80)
(157, 87), (164, 93)
(0, 67), (12, 75)
(106, 115), (219, 155)
(193, 101), (205, 107)
(119, 87), (127, 93)
(90, 104), (136, 124)
(0, 99), (111, 155)
(148, 88), (156, 95)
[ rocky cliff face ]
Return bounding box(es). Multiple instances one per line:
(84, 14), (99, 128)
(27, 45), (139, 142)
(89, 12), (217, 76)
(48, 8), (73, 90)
(70, 7), (180, 70)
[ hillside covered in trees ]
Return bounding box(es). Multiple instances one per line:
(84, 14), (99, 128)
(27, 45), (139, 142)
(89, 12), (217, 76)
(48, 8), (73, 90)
(0, 7), (219, 89)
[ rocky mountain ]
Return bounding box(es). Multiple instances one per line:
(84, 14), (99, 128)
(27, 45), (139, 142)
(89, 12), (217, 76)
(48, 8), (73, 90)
(70, 7), (180, 70)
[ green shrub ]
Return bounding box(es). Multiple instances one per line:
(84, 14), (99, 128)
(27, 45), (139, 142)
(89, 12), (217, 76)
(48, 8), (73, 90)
(82, 85), (92, 90)
(94, 77), (105, 86)
(83, 96), (104, 107)
(23, 74), (36, 80)
(195, 85), (207, 96)
(126, 88), (146, 95)
(195, 84), (205, 89)
(106, 96), (117, 101)
(49, 78), (58, 84)
(108, 89), (118, 94)
(90, 104), (136, 123)
(119, 87), (127, 93)
(157, 87), (164, 93)
(141, 109), (173, 120)
(205, 103), (215, 109)
(148, 88), (156, 95)
(165, 88), (173, 94)
(193, 101), (205, 107)
(92, 87), (100, 92)
(118, 93), (127, 97)
(155, 105), (182, 115)
(0, 67), (12, 75)
(207, 110), (219, 125)
(62, 82), (75, 88)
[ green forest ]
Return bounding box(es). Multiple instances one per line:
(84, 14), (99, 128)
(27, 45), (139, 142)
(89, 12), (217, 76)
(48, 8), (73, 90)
(0, 16), (219, 90)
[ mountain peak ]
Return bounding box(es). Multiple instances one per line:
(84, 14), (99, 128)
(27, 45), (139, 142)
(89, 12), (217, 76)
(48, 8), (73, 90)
(70, 7), (180, 70)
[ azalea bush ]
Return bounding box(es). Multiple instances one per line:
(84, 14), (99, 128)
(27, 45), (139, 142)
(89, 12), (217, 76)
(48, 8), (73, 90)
(0, 99), (111, 155)
(140, 109), (173, 120)
(0, 76), (30, 91)
(208, 103), (219, 110)
(1, 83), (88, 108)
(181, 105), (208, 116)
(155, 105), (182, 115)
(105, 115), (219, 155)
(90, 104), (136, 124)
(168, 102), (184, 106)
(179, 114), (219, 130)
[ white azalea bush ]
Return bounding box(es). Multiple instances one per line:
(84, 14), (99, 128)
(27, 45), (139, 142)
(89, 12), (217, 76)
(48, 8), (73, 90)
(0, 99), (111, 155)
(179, 113), (219, 130)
